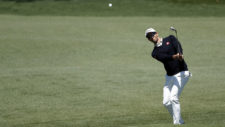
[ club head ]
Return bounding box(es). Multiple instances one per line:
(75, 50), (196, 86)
(170, 26), (177, 32)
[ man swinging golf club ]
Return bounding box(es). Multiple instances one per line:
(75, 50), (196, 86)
(145, 27), (191, 125)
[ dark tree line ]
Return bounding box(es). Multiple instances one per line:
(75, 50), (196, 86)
(0, 0), (72, 2)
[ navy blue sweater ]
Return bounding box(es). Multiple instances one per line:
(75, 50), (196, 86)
(151, 35), (188, 76)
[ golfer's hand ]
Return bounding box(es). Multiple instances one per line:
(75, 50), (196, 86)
(178, 54), (184, 61)
(172, 53), (184, 61)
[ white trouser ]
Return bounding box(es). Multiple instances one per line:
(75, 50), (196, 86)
(163, 71), (191, 125)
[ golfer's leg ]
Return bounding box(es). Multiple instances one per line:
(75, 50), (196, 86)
(178, 71), (191, 96)
(171, 71), (190, 124)
(170, 76), (184, 124)
(163, 76), (174, 120)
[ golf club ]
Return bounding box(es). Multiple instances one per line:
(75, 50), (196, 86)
(170, 26), (181, 54)
(170, 26), (178, 39)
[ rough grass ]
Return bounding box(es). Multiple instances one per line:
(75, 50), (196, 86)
(0, 15), (225, 127)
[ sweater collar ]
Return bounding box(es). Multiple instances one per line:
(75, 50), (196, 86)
(155, 38), (163, 47)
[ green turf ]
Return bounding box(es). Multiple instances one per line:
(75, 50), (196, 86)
(0, 15), (225, 127)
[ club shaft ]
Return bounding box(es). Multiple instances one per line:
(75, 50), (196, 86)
(172, 29), (181, 54)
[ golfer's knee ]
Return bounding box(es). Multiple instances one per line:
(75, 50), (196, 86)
(163, 99), (171, 107)
(170, 96), (179, 104)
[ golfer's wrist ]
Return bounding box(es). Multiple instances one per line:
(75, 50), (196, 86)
(172, 54), (178, 60)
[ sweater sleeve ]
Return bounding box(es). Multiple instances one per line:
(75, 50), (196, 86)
(152, 50), (173, 62)
(170, 35), (183, 54)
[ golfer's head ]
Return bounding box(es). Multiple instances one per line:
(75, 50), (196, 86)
(145, 28), (158, 43)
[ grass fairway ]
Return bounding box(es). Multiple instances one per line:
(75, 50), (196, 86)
(0, 15), (225, 127)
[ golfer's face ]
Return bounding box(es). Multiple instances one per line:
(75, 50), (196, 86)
(148, 33), (158, 43)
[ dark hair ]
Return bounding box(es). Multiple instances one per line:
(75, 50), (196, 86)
(146, 32), (156, 39)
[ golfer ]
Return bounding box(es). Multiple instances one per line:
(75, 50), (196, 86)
(145, 28), (191, 125)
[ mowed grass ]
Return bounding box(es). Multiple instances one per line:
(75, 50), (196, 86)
(0, 15), (225, 127)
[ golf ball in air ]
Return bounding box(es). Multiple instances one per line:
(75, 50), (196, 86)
(109, 3), (112, 7)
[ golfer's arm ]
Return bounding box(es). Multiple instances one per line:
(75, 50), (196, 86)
(152, 53), (173, 62)
(170, 35), (183, 54)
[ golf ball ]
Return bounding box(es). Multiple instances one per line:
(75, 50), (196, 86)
(109, 3), (112, 7)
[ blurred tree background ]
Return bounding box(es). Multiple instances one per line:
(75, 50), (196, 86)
(0, 0), (224, 4)
(0, 0), (224, 17)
